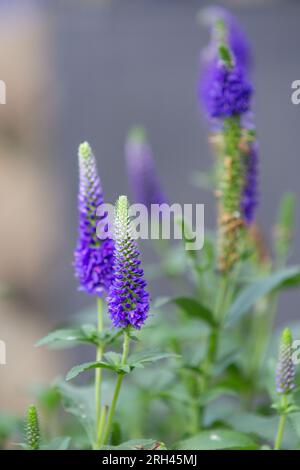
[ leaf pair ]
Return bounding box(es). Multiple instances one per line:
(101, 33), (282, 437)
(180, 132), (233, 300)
(36, 325), (123, 349)
(66, 351), (179, 381)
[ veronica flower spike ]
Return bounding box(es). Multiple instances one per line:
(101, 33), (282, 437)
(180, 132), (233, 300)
(74, 141), (114, 296)
(125, 127), (166, 208)
(108, 195), (150, 330)
(274, 328), (296, 450)
(103, 195), (150, 444)
(74, 141), (114, 449)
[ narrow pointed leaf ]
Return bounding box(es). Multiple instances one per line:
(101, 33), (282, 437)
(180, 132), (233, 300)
(225, 266), (300, 327)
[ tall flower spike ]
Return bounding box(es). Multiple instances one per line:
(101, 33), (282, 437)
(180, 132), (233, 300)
(125, 127), (166, 208)
(199, 11), (257, 271)
(108, 195), (150, 329)
(26, 405), (40, 450)
(276, 328), (296, 395)
(74, 142), (114, 295)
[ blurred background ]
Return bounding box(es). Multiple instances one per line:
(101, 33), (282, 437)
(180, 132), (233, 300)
(0, 0), (300, 412)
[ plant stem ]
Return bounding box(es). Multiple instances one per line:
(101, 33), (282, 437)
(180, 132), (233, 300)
(201, 275), (229, 393)
(103, 330), (130, 445)
(274, 394), (288, 450)
(97, 405), (107, 447)
(94, 296), (104, 449)
(210, 276), (228, 359)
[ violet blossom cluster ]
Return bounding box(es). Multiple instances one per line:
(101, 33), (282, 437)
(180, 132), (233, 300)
(74, 142), (114, 296)
(107, 195), (150, 329)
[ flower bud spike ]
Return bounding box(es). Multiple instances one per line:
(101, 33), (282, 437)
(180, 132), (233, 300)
(26, 405), (40, 450)
(276, 327), (295, 395)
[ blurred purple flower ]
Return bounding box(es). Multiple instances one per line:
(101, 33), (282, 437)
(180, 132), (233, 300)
(125, 127), (166, 208)
(74, 142), (114, 296)
(199, 61), (252, 118)
(241, 141), (258, 224)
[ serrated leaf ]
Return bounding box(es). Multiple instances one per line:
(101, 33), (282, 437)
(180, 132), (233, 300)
(36, 325), (122, 349)
(36, 327), (89, 348)
(225, 266), (300, 327)
(174, 429), (257, 450)
(66, 360), (117, 381)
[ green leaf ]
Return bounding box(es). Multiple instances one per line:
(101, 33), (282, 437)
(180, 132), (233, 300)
(224, 412), (298, 449)
(198, 387), (238, 406)
(101, 439), (165, 450)
(128, 350), (179, 367)
(274, 192), (296, 259)
(36, 325), (122, 349)
(41, 436), (71, 450)
(55, 380), (95, 444)
(225, 266), (300, 327)
(172, 297), (216, 327)
(173, 429), (258, 450)
(66, 360), (118, 381)
(104, 352), (122, 365)
(0, 412), (21, 443)
(219, 43), (233, 67)
(288, 412), (300, 442)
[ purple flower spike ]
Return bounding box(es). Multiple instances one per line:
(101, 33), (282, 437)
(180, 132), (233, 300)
(125, 127), (166, 208)
(199, 61), (252, 119)
(108, 195), (150, 329)
(241, 141), (258, 224)
(276, 328), (296, 395)
(74, 142), (114, 296)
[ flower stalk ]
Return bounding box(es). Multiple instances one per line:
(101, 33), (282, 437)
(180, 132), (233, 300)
(94, 296), (104, 449)
(102, 330), (130, 445)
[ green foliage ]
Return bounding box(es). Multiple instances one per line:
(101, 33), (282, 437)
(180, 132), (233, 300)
(66, 351), (178, 381)
(36, 325), (122, 349)
(173, 429), (258, 450)
(225, 266), (300, 326)
(101, 439), (165, 450)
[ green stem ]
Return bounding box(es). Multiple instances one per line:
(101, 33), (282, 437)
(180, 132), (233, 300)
(274, 395), (288, 450)
(94, 297), (104, 449)
(202, 275), (229, 391)
(103, 330), (130, 445)
(97, 406), (107, 447)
